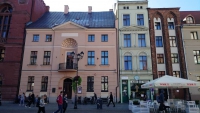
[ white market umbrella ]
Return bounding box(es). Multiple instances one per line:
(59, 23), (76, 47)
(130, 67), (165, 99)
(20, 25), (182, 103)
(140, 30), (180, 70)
(141, 75), (200, 99)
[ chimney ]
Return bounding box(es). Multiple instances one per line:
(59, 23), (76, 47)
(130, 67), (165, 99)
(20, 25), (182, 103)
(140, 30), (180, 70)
(64, 5), (69, 14)
(88, 6), (92, 13)
(109, 9), (113, 12)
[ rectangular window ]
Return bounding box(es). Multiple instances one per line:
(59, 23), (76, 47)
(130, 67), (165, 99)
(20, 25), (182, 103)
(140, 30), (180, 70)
(191, 32), (198, 40)
(137, 14), (144, 26)
(169, 36), (177, 47)
(158, 71), (165, 77)
(87, 76), (94, 92)
(41, 76), (48, 91)
(157, 54), (164, 64)
(101, 76), (108, 92)
(193, 50), (200, 64)
(123, 14), (130, 26)
(124, 34), (131, 47)
(156, 36), (163, 47)
(139, 56), (147, 70)
(30, 51), (37, 65)
(138, 34), (146, 47)
(101, 35), (108, 42)
(173, 71), (180, 78)
(155, 22), (161, 30)
(33, 35), (39, 42)
(101, 51), (108, 65)
(171, 53), (179, 63)
(43, 51), (51, 65)
(87, 51), (95, 65)
(27, 76), (34, 91)
(124, 56), (132, 70)
(0, 48), (5, 62)
(168, 22), (174, 29)
(88, 35), (95, 42)
(45, 35), (52, 42)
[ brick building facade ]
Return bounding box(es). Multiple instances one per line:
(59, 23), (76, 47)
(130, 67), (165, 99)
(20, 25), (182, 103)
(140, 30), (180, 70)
(148, 8), (189, 100)
(0, 0), (49, 101)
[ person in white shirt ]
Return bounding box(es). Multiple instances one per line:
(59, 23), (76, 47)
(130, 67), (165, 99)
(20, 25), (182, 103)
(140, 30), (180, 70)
(37, 95), (46, 113)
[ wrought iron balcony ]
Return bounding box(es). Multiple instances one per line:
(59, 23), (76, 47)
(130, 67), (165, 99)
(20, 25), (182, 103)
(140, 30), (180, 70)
(58, 63), (77, 71)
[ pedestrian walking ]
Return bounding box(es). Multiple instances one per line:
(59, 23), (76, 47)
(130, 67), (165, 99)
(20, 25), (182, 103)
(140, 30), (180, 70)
(63, 94), (68, 113)
(107, 92), (115, 107)
(53, 91), (63, 113)
(31, 92), (35, 106)
(37, 95), (46, 113)
(25, 93), (32, 108)
(94, 92), (97, 103)
(19, 93), (25, 106)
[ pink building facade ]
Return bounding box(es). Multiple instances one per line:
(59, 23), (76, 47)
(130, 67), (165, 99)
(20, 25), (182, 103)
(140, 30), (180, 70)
(19, 6), (119, 103)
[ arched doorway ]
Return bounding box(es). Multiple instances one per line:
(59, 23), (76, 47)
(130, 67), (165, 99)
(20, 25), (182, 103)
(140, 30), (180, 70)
(63, 78), (72, 99)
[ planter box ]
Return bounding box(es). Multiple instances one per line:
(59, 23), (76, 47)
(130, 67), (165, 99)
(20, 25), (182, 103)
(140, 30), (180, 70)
(131, 105), (140, 113)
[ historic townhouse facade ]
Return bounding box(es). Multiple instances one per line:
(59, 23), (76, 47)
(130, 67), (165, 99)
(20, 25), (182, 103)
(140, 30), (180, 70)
(19, 6), (118, 103)
(0, 0), (48, 101)
(115, 0), (152, 103)
(180, 11), (200, 100)
(148, 8), (189, 99)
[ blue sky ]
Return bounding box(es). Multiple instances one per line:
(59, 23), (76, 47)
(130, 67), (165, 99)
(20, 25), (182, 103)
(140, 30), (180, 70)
(43, 0), (200, 11)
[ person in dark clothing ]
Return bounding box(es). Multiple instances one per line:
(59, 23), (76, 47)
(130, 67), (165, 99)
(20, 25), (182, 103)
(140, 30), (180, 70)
(94, 93), (97, 103)
(25, 93), (32, 108)
(31, 93), (35, 106)
(63, 94), (68, 113)
(158, 90), (167, 112)
(107, 92), (115, 107)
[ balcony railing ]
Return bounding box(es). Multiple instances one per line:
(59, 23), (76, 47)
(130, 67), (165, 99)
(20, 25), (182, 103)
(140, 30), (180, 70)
(58, 63), (77, 71)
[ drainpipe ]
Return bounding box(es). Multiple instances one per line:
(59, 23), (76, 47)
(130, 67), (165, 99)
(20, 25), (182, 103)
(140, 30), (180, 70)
(179, 25), (191, 101)
(115, 26), (119, 103)
(48, 28), (55, 102)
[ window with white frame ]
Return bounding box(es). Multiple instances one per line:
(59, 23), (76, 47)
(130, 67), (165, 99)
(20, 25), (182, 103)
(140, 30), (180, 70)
(193, 50), (200, 64)
(124, 56), (132, 70)
(157, 54), (164, 64)
(156, 36), (163, 47)
(41, 76), (48, 91)
(138, 34), (146, 47)
(101, 51), (108, 65)
(139, 56), (147, 70)
(33, 35), (39, 42)
(191, 32), (198, 40)
(87, 51), (95, 65)
(43, 51), (51, 65)
(27, 76), (34, 91)
(186, 16), (194, 24)
(101, 76), (108, 92)
(169, 36), (177, 47)
(30, 51), (37, 65)
(123, 14), (130, 26)
(137, 14), (144, 26)
(124, 34), (131, 47)
(155, 22), (161, 30)
(168, 22), (174, 29)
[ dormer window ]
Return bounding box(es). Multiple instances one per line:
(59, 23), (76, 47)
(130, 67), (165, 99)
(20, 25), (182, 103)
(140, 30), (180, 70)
(186, 16), (194, 24)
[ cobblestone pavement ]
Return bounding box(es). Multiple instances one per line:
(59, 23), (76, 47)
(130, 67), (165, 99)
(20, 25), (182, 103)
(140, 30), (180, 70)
(0, 103), (132, 113)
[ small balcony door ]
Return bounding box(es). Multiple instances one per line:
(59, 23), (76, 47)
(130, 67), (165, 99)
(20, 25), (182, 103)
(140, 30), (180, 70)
(66, 52), (73, 69)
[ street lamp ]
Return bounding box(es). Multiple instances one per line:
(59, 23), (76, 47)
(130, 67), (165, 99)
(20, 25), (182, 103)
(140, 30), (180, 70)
(71, 51), (84, 109)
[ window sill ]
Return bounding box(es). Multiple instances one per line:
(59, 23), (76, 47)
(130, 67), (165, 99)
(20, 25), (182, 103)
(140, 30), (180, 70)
(40, 64), (51, 66)
(85, 64), (96, 66)
(40, 90), (47, 92)
(101, 91), (108, 92)
(45, 41), (52, 42)
(32, 41), (39, 42)
(26, 90), (33, 92)
(87, 91), (94, 92)
(99, 64), (110, 66)
(172, 63), (179, 64)
(124, 70), (133, 71)
(27, 64), (38, 66)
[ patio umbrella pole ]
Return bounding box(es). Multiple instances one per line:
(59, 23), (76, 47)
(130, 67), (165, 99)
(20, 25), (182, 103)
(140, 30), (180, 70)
(167, 88), (169, 100)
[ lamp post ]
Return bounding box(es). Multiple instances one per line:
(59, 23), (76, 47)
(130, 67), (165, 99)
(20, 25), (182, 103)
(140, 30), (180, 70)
(71, 51), (84, 109)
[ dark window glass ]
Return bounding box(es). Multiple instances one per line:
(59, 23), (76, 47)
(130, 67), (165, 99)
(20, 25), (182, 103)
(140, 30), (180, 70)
(101, 35), (108, 42)
(101, 76), (108, 92)
(124, 34), (131, 47)
(27, 76), (34, 91)
(46, 35), (52, 42)
(157, 54), (164, 64)
(124, 56), (132, 70)
(43, 51), (51, 65)
(30, 51), (37, 65)
(139, 56), (147, 70)
(137, 14), (144, 26)
(156, 36), (163, 47)
(123, 15), (130, 26)
(87, 51), (95, 65)
(41, 76), (48, 91)
(33, 35), (39, 42)
(0, 48), (5, 62)
(171, 53), (179, 63)
(88, 35), (95, 42)
(138, 34), (146, 47)
(193, 50), (200, 64)
(168, 22), (174, 29)
(101, 51), (108, 65)
(155, 22), (161, 30)
(87, 76), (94, 92)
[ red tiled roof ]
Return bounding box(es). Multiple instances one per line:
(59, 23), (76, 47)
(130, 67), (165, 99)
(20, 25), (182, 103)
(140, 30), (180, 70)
(180, 11), (200, 24)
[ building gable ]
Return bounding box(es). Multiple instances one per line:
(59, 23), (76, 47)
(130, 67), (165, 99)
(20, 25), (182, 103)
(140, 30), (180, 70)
(52, 21), (87, 30)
